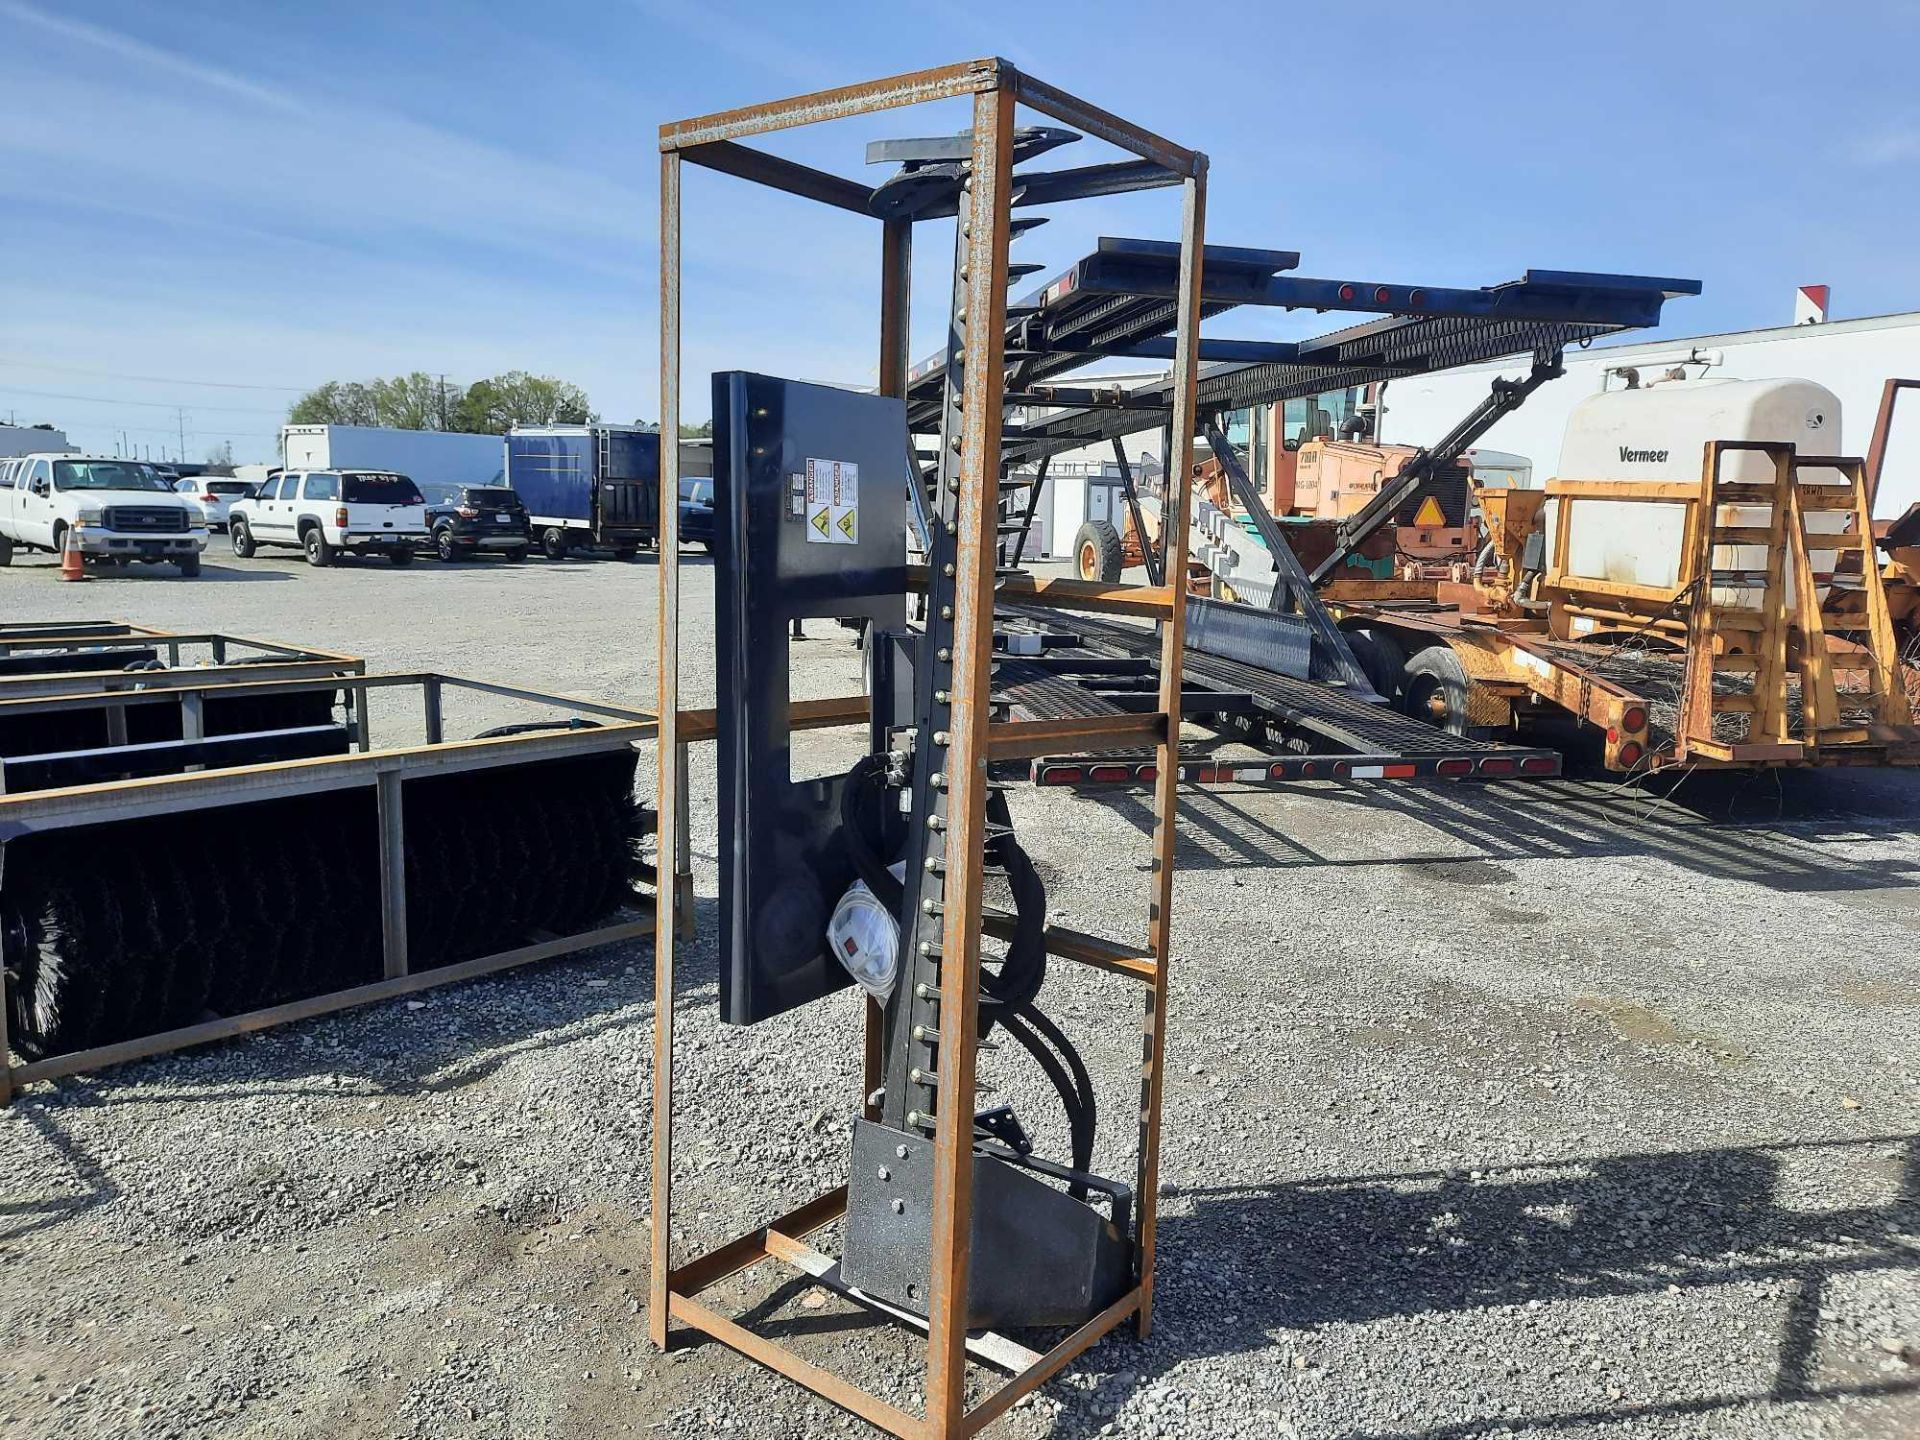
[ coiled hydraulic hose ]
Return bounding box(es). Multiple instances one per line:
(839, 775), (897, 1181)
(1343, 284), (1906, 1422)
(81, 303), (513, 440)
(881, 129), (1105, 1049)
(838, 754), (1096, 1184)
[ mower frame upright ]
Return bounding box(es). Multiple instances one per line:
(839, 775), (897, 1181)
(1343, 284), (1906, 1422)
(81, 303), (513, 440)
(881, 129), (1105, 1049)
(650, 58), (1206, 1438)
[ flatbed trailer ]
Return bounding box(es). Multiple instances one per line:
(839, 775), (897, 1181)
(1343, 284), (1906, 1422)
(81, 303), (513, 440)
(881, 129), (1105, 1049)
(1322, 442), (1920, 773)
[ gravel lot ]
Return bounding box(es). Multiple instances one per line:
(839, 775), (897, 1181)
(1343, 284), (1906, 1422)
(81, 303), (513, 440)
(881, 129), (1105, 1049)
(1, 544), (1915, 1440)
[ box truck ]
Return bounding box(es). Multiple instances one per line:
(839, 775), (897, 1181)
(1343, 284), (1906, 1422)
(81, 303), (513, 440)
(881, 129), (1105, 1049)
(503, 428), (715, 560)
(280, 426), (502, 504)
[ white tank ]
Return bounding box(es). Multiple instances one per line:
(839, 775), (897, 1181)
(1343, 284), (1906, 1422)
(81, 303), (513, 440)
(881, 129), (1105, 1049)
(1548, 377), (1846, 604)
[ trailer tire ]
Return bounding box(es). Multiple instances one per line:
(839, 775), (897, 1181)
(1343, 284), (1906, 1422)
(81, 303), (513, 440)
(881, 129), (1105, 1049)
(1402, 644), (1473, 737)
(1346, 626), (1408, 705)
(1073, 520), (1124, 583)
(541, 527), (569, 560)
(230, 520), (257, 558)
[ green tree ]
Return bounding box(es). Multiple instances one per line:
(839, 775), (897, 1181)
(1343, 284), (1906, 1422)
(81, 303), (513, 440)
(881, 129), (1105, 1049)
(454, 372), (593, 434)
(288, 380), (379, 427)
(289, 371), (584, 433)
(368, 372), (458, 430)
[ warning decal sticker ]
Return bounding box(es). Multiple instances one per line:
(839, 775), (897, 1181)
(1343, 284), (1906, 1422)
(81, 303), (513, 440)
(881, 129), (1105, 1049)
(804, 457), (859, 545)
(1412, 495), (1447, 527)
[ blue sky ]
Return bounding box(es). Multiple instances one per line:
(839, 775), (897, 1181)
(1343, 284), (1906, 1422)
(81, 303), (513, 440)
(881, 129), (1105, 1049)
(4, 0), (1919, 464)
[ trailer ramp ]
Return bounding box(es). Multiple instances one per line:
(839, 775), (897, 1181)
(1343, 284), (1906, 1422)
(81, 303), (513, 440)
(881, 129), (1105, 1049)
(996, 603), (1561, 787)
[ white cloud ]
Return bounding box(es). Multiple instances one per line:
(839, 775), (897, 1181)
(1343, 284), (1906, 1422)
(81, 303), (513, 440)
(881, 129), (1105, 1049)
(0, 2), (652, 269)
(1851, 126), (1920, 167)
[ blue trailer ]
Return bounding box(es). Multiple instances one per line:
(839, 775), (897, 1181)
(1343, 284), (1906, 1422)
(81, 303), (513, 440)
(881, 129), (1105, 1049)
(504, 425), (658, 559)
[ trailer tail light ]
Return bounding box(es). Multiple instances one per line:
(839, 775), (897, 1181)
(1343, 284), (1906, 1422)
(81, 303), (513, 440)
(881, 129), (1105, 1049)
(1408, 289), (1427, 309)
(1620, 704), (1648, 733)
(1036, 765), (1082, 785)
(1373, 285), (1391, 305)
(1617, 741), (1645, 768)
(1268, 761), (1291, 780)
(1337, 283), (1356, 302)
(1087, 764), (1131, 783)
(1192, 764), (1220, 783)
(1137, 764), (1157, 782)
(1520, 756), (1559, 775)
(1437, 758), (1473, 777)
(1477, 756), (1518, 776)
(334, 506), (349, 527)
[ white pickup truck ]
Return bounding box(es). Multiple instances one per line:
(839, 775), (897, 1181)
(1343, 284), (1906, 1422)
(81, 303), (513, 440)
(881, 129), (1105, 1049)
(0, 453), (208, 575)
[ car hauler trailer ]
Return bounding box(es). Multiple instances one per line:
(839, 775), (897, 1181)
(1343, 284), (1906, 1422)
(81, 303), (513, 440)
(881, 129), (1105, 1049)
(895, 231), (1696, 788)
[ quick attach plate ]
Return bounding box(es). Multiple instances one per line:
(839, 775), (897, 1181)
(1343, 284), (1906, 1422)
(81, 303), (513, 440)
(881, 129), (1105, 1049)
(712, 372), (910, 1025)
(841, 1118), (1130, 1331)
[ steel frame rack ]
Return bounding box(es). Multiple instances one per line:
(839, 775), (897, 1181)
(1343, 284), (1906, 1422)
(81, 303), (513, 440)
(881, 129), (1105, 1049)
(0, 670), (693, 1105)
(0, 629), (364, 700)
(652, 59), (1206, 1438)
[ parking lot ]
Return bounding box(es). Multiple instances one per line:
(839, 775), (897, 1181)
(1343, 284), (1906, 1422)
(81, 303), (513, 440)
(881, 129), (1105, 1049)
(0, 549), (1913, 1440)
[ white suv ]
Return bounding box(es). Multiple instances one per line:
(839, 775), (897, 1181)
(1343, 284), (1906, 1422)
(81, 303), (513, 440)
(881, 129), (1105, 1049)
(0, 453), (208, 575)
(229, 469), (428, 567)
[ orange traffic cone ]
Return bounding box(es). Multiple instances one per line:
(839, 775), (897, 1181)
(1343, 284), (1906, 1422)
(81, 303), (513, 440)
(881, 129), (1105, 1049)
(58, 528), (90, 583)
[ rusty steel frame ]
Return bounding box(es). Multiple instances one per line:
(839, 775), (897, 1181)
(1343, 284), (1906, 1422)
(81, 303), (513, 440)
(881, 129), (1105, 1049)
(1864, 378), (1919, 513)
(651, 60), (1205, 1438)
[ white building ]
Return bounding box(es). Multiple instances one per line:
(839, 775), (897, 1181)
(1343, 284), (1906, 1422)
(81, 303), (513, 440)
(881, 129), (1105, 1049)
(1375, 309), (1920, 517)
(0, 424), (73, 459)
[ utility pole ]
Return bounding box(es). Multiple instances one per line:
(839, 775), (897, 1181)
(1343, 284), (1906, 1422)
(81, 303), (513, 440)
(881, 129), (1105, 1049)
(437, 374), (449, 430)
(176, 407), (187, 462)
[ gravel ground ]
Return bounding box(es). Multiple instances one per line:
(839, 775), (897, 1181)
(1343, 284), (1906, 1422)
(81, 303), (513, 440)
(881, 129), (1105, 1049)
(1, 544), (1915, 1440)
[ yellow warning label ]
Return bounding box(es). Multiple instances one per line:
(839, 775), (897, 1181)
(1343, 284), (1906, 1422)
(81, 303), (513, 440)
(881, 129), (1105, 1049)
(1412, 496), (1447, 527)
(810, 506), (831, 538)
(837, 508), (857, 542)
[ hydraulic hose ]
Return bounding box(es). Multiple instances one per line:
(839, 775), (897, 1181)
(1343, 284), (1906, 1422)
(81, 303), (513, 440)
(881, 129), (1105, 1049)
(838, 751), (1099, 1183)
